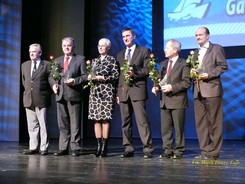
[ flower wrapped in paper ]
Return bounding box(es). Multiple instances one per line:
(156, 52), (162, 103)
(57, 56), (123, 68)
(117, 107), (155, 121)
(50, 55), (61, 82)
(186, 50), (203, 80)
(83, 60), (95, 89)
(147, 53), (159, 86)
(120, 57), (133, 85)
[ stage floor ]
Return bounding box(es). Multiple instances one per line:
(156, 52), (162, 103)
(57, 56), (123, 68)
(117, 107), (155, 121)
(0, 139), (244, 184)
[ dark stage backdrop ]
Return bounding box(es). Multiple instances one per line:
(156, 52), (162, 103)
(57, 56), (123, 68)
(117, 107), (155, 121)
(0, 0), (244, 141)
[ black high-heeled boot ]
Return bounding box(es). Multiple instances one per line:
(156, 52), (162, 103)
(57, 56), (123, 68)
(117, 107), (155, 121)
(94, 138), (102, 157)
(100, 138), (108, 157)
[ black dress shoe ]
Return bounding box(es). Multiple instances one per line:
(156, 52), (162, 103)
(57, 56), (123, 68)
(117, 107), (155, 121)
(72, 150), (81, 157)
(171, 154), (183, 159)
(144, 152), (153, 159)
(195, 154), (208, 159)
(206, 155), (219, 160)
(159, 153), (172, 159)
(120, 151), (134, 158)
(23, 150), (39, 155)
(40, 150), (48, 156)
(195, 154), (219, 160)
(54, 150), (69, 156)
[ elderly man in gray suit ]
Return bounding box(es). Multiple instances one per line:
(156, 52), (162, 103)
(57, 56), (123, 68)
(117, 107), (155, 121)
(21, 43), (52, 155)
(152, 39), (191, 159)
(116, 28), (154, 159)
(50, 37), (87, 157)
(193, 27), (228, 160)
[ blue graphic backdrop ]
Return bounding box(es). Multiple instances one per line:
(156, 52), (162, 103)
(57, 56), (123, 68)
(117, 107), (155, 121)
(94, 0), (244, 140)
(0, 0), (21, 141)
(222, 58), (245, 139)
(97, 0), (153, 55)
(164, 0), (245, 49)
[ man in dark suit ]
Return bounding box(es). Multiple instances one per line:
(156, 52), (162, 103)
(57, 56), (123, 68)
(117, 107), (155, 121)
(193, 27), (228, 160)
(152, 39), (191, 159)
(50, 37), (87, 157)
(116, 28), (154, 159)
(21, 43), (52, 155)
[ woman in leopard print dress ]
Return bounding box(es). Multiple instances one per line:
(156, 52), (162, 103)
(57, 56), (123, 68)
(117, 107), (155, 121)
(88, 38), (119, 157)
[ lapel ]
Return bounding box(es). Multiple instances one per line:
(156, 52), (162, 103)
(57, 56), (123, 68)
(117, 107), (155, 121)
(27, 60), (32, 78)
(32, 60), (44, 79)
(169, 58), (182, 77)
(62, 54), (76, 75)
(202, 42), (212, 66)
(130, 45), (140, 65)
(160, 60), (168, 78)
(68, 54), (76, 71)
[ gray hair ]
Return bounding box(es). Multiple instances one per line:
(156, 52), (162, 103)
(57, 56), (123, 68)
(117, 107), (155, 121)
(167, 39), (181, 53)
(29, 43), (42, 53)
(99, 38), (111, 49)
(62, 37), (75, 47)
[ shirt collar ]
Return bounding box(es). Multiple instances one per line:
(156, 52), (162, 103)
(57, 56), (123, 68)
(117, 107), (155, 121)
(199, 41), (210, 49)
(32, 58), (41, 63)
(170, 55), (179, 63)
(127, 44), (136, 51)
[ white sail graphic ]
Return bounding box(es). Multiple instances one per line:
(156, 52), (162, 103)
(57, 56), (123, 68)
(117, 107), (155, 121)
(168, 0), (210, 21)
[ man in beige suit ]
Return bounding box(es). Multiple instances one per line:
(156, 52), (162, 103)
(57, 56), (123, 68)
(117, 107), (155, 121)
(21, 43), (52, 155)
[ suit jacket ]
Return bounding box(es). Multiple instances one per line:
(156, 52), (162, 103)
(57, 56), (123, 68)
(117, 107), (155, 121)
(49, 53), (87, 102)
(22, 60), (52, 108)
(158, 57), (191, 109)
(194, 43), (228, 98)
(116, 45), (150, 102)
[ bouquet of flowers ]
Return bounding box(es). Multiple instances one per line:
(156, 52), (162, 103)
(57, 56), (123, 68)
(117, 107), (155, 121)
(50, 55), (61, 82)
(186, 50), (201, 80)
(147, 53), (159, 86)
(120, 57), (133, 85)
(83, 60), (95, 89)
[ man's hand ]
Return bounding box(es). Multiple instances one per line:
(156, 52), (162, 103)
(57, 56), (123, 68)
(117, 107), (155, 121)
(64, 78), (75, 86)
(200, 73), (208, 80)
(116, 96), (120, 104)
(127, 71), (135, 77)
(151, 86), (159, 95)
(95, 75), (105, 81)
(52, 84), (58, 94)
(162, 84), (172, 93)
(87, 74), (92, 81)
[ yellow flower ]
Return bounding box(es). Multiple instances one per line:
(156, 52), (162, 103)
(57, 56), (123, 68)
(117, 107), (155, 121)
(49, 55), (54, 60)
(147, 53), (159, 86)
(83, 60), (95, 89)
(86, 60), (91, 65)
(50, 55), (61, 82)
(186, 50), (201, 80)
(120, 58), (133, 85)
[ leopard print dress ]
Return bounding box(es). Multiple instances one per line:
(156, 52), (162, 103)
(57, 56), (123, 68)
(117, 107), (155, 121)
(88, 55), (119, 120)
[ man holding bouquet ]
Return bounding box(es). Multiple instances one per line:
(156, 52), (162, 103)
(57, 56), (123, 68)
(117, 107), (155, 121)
(116, 28), (154, 159)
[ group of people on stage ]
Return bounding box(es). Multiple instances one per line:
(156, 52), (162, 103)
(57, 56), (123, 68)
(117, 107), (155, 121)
(21, 26), (228, 160)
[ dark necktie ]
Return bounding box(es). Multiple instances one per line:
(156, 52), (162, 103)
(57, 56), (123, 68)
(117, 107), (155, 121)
(32, 61), (37, 76)
(127, 49), (131, 62)
(166, 60), (173, 77)
(63, 56), (70, 73)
